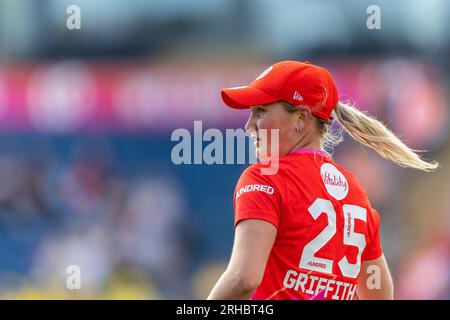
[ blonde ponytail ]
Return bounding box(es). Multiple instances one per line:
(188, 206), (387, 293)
(331, 101), (439, 172)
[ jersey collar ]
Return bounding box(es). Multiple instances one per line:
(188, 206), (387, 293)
(288, 148), (330, 158)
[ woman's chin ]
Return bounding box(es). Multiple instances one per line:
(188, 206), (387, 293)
(256, 147), (285, 163)
(256, 148), (270, 163)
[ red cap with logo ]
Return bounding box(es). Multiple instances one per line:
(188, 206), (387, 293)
(221, 61), (339, 123)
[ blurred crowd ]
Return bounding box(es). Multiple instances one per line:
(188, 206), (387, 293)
(0, 137), (197, 299)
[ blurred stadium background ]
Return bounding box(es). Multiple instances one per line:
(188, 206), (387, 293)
(0, 0), (449, 299)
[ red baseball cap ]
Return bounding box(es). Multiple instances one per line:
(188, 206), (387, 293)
(221, 61), (339, 123)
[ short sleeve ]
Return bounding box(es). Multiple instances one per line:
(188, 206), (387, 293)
(233, 165), (282, 229)
(361, 208), (383, 261)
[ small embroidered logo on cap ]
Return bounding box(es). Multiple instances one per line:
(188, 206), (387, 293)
(293, 91), (304, 101)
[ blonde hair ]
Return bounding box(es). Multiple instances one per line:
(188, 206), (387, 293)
(327, 101), (439, 172)
(281, 100), (438, 171)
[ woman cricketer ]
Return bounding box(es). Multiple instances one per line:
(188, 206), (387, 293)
(207, 61), (438, 300)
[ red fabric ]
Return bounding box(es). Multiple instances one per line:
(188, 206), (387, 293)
(221, 61), (339, 123)
(233, 151), (382, 300)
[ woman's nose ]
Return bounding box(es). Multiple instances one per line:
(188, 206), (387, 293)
(245, 113), (256, 133)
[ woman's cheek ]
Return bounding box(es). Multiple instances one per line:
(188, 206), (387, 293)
(256, 130), (281, 161)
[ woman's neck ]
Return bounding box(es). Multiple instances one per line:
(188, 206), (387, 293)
(288, 136), (322, 154)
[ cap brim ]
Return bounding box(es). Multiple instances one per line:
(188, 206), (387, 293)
(221, 85), (278, 109)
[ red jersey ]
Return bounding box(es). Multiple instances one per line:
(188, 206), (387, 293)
(233, 148), (383, 300)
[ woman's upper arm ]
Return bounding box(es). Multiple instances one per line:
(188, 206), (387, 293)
(226, 219), (277, 288)
(357, 254), (394, 300)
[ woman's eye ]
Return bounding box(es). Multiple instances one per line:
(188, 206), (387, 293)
(257, 107), (266, 114)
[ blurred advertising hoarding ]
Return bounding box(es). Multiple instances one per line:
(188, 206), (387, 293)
(0, 59), (447, 149)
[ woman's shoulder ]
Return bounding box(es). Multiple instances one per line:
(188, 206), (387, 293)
(238, 161), (287, 185)
(330, 160), (372, 202)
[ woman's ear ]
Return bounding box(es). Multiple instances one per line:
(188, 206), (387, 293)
(295, 108), (308, 131)
(301, 108), (313, 123)
(295, 121), (304, 134)
(296, 108), (315, 134)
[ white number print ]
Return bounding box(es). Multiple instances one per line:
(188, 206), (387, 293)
(299, 198), (367, 279)
(339, 204), (367, 278)
(299, 198), (336, 274)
